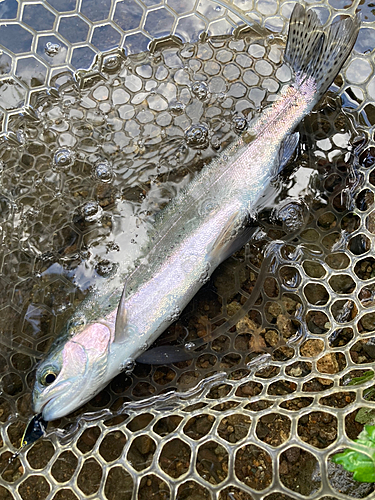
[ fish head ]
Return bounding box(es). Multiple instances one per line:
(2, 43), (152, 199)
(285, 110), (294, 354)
(33, 321), (112, 421)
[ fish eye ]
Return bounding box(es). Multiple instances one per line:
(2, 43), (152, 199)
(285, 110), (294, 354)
(40, 370), (57, 386)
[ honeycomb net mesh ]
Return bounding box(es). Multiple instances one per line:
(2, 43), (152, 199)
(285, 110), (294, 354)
(0, 0), (375, 498)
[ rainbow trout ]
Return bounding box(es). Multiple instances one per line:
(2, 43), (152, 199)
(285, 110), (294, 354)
(32, 4), (359, 420)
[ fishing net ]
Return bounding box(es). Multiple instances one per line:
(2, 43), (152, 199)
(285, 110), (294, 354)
(0, 0), (375, 498)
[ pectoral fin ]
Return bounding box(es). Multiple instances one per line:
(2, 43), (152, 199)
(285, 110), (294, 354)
(277, 132), (300, 174)
(211, 214), (257, 263)
(114, 279), (128, 343)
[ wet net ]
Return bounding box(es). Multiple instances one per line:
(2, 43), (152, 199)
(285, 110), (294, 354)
(0, 0), (375, 499)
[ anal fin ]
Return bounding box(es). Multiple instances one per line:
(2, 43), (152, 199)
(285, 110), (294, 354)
(137, 345), (193, 364)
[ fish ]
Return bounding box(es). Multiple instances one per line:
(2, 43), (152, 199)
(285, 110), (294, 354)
(32, 4), (360, 421)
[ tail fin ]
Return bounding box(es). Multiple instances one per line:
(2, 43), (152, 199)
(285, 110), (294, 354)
(285, 3), (360, 102)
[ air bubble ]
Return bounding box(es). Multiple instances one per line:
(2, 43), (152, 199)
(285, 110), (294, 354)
(198, 263), (211, 284)
(102, 54), (122, 73)
(277, 202), (306, 232)
(120, 359), (135, 375)
(81, 201), (103, 222)
(93, 159), (113, 183)
(184, 124), (209, 149)
(166, 305), (181, 322)
(232, 115), (247, 133)
(95, 259), (117, 277)
(45, 42), (60, 57)
(191, 81), (209, 100)
(53, 147), (75, 170)
(169, 100), (185, 115)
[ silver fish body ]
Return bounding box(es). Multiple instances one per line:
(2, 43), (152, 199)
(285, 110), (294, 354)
(104, 83), (314, 375)
(33, 4), (360, 421)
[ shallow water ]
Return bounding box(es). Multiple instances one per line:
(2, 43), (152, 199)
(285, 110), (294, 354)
(0, 0), (375, 499)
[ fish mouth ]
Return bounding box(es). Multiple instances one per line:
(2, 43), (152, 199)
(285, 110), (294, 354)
(39, 394), (69, 421)
(33, 381), (71, 420)
(33, 393), (56, 418)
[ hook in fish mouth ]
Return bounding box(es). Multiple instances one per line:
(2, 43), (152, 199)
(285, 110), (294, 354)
(21, 413), (48, 448)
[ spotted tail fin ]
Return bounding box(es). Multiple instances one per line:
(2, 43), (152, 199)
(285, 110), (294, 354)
(285, 3), (360, 102)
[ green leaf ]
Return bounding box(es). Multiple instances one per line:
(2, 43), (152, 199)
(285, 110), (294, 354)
(347, 371), (374, 386)
(332, 449), (375, 482)
(356, 407), (375, 425)
(363, 385), (375, 401)
(332, 425), (375, 483)
(358, 424), (375, 447)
